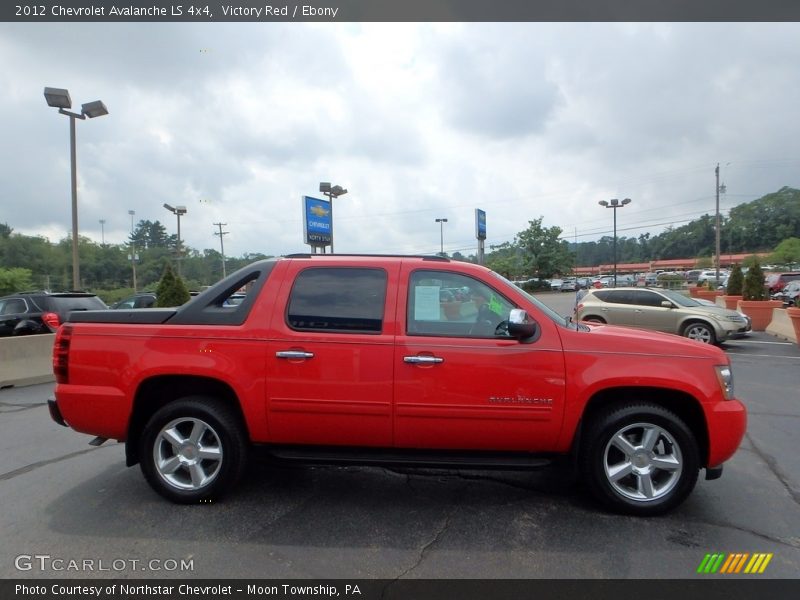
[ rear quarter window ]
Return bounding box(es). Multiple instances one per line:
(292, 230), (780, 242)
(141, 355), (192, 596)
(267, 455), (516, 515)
(46, 296), (108, 313)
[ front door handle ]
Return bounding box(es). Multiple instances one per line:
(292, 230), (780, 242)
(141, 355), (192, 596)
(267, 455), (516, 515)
(403, 355), (444, 365)
(276, 350), (315, 360)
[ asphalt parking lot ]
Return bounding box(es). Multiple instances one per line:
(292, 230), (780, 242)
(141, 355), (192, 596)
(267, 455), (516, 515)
(0, 295), (798, 582)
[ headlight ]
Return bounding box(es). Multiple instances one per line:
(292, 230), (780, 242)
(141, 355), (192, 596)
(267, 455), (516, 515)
(710, 313), (745, 323)
(715, 365), (734, 400)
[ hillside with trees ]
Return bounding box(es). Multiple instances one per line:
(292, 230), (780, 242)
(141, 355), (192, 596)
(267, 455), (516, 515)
(485, 186), (800, 279)
(1, 187), (799, 296)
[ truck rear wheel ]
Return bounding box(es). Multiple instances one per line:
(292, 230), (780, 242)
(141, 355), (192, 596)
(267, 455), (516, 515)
(139, 396), (247, 504)
(580, 403), (699, 516)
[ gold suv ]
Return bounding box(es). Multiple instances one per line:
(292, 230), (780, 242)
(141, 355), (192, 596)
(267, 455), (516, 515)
(575, 287), (751, 344)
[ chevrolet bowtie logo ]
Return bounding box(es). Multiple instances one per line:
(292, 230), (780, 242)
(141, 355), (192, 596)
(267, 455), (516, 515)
(310, 205), (330, 217)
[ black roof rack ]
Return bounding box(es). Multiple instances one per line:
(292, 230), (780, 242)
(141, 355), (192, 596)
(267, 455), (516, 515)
(283, 253), (450, 262)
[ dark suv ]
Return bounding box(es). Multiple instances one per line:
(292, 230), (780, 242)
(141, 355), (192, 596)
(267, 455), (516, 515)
(0, 292), (107, 336)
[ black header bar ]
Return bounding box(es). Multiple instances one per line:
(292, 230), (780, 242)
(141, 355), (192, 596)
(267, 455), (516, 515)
(3, 0), (800, 23)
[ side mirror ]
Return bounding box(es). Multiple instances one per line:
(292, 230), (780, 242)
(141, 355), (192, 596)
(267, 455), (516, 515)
(507, 309), (538, 343)
(661, 301), (673, 309)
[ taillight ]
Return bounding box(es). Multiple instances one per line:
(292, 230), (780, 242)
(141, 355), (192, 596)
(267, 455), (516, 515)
(53, 324), (73, 384)
(42, 312), (61, 331)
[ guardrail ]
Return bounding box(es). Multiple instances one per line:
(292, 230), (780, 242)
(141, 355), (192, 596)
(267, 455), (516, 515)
(0, 334), (55, 388)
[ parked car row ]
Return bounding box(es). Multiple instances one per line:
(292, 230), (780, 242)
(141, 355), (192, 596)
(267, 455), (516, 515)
(772, 280), (800, 307)
(766, 272), (800, 294)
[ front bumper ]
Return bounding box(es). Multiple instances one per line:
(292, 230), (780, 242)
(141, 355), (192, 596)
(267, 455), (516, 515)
(707, 398), (747, 468)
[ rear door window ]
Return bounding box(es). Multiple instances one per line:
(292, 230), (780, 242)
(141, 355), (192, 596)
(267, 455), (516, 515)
(287, 267), (387, 333)
(0, 298), (28, 315)
(629, 290), (666, 307)
(595, 290), (634, 304)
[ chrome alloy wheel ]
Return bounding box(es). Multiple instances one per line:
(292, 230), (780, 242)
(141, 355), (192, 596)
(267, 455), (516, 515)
(603, 422), (683, 502)
(153, 417), (223, 491)
(685, 323), (714, 344)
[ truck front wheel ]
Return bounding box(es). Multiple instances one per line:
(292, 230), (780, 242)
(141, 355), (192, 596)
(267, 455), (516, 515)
(580, 403), (700, 516)
(139, 397), (247, 504)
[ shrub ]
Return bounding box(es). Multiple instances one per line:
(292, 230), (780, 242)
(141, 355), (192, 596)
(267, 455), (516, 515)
(742, 259), (767, 301)
(155, 262), (191, 307)
(726, 264), (744, 296)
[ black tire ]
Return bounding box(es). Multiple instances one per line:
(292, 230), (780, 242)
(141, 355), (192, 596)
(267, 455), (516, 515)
(583, 316), (606, 324)
(580, 403), (699, 516)
(139, 396), (248, 504)
(682, 321), (716, 345)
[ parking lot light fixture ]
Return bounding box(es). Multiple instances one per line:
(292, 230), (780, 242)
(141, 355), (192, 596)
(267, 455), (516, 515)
(435, 218), (448, 256)
(44, 86), (108, 290)
(319, 182), (348, 253)
(599, 198), (631, 288)
(163, 203), (188, 276)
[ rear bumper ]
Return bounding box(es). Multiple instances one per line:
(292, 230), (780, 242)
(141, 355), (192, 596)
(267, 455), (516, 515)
(48, 398), (67, 427)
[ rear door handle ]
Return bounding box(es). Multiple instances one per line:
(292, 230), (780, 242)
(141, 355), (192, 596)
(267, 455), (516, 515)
(276, 350), (315, 360)
(404, 355), (444, 365)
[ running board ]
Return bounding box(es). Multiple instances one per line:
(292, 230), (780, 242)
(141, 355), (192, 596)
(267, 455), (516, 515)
(257, 445), (554, 470)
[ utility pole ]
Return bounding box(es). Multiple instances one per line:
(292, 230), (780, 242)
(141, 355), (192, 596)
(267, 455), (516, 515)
(213, 222), (229, 278)
(715, 163), (721, 282)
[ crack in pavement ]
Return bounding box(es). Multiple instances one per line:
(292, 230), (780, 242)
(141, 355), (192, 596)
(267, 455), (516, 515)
(0, 401), (46, 413)
(682, 516), (800, 550)
(381, 491), (461, 598)
(745, 431), (800, 507)
(0, 444), (114, 481)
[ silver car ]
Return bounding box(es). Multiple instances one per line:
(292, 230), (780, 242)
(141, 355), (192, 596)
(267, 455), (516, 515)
(575, 287), (751, 344)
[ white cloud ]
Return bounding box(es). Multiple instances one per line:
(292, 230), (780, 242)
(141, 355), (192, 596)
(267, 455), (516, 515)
(1, 21), (798, 263)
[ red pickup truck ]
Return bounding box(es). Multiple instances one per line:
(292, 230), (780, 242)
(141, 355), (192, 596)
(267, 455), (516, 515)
(49, 255), (746, 515)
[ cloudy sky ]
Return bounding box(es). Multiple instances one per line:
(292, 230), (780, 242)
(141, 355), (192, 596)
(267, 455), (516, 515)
(1, 21), (799, 259)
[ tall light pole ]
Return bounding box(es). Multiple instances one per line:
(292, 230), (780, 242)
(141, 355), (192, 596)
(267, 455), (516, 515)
(598, 198), (631, 287)
(319, 182), (348, 253)
(128, 209), (138, 291)
(163, 203), (187, 276)
(435, 218), (448, 256)
(99, 219), (106, 246)
(44, 87), (108, 290)
(715, 163), (721, 282)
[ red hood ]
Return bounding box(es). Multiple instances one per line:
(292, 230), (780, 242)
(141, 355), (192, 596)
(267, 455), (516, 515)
(561, 322), (727, 361)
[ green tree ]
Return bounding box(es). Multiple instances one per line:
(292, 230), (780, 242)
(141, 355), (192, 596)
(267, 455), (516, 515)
(514, 217), (574, 278)
(742, 258), (767, 301)
(769, 237), (800, 267)
(0, 267), (34, 295)
(726, 264), (744, 296)
(486, 242), (528, 279)
(155, 262), (191, 307)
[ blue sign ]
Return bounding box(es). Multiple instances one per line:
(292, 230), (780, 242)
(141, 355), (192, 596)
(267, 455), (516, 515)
(475, 208), (487, 240)
(303, 196), (332, 246)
